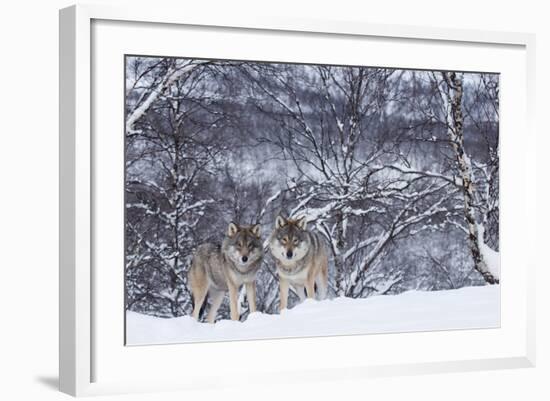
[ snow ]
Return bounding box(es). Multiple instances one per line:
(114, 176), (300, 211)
(477, 224), (501, 279)
(481, 244), (500, 279)
(126, 285), (500, 345)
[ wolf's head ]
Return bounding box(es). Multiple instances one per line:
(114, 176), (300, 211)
(269, 215), (310, 264)
(223, 222), (263, 268)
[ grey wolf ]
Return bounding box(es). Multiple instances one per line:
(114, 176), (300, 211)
(188, 223), (263, 322)
(268, 215), (329, 312)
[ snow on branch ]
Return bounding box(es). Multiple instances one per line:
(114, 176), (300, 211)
(126, 60), (209, 134)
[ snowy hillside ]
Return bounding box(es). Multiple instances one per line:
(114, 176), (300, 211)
(126, 285), (500, 345)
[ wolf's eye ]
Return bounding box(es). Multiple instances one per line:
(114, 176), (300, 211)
(238, 242), (244, 248)
(281, 237), (288, 244)
(248, 243), (254, 250)
(293, 238), (299, 245)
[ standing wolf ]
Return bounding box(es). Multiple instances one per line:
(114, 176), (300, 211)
(269, 215), (329, 312)
(188, 223), (263, 323)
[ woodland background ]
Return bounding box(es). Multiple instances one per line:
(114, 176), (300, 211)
(124, 56), (500, 319)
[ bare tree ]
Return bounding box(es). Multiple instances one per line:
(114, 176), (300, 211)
(242, 63), (465, 296)
(125, 58), (210, 135)
(125, 58), (232, 316)
(435, 72), (498, 284)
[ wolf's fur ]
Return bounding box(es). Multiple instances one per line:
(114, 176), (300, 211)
(188, 223), (263, 322)
(268, 215), (329, 312)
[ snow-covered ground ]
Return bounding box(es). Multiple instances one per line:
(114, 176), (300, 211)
(126, 285), (500, 345)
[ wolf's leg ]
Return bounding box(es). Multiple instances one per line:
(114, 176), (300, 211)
(315, 260), (329, 300)
(206, 290), (225, 323)
(321, 254), (329, 299)
(245, 281), (257, 313)
(305, 278), (315, 299)
(293, 284), (306, 301)
(315, 273), (328, 300)
(191, 284), (208, 321)
(279, 277), (289, 312)
(189, 260), (209, 321)
(227, 281), (240, 321)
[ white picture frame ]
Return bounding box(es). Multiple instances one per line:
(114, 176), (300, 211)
(59, 3), (536, 397)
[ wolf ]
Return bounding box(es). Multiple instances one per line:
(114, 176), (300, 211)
(187, 222), (263, 323)
(268, 215), (329, 312)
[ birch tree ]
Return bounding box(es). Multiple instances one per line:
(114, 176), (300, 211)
(465, 74), (500, 250)
(436, 72), (499, 284)
(126, 58), (210, 135)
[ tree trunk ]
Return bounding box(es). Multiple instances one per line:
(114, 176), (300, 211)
(126, 61), (207, 134)
(442, 72), (499, 285)
(334, 210), (346, 296)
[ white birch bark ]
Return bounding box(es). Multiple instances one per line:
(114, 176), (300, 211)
(126, 61), (208, 134)
(440, 72), (499, 284)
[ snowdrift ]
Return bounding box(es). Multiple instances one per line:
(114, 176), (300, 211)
(126, 285), (500, 345)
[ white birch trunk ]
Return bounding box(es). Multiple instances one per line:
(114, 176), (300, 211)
(441, 72), (499, 284)
(126, 61), (207, 134)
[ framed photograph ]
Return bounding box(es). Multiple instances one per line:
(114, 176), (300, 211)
(59, 3), (536, 396)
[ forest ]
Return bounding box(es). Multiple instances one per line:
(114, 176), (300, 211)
(124, 56), (500, 320)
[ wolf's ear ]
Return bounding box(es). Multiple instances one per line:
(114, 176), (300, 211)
(296, 216), (307, 230)
(250, 224), (261, 238)
(227, 222), (239, 237)
(276, 215), (287, 229)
